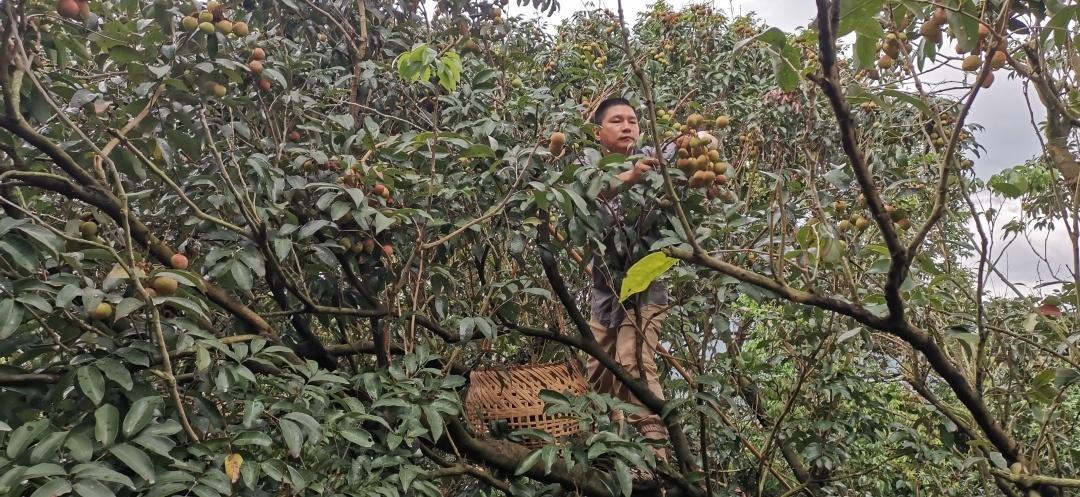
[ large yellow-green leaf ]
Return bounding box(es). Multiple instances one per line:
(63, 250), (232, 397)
(619, 252), (678, 303)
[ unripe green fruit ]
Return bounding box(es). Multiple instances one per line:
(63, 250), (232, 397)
(199, 21), (215, 33)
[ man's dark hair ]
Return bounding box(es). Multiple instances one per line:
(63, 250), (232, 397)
(591, 97), (636, 125)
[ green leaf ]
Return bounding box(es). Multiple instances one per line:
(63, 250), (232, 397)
(0, 299), (22, 339)
(1054, 368), (1080, 388)
(23, 463), (65, 479)
(422, 405), (443, 442)
(30, 431), (68, 464)
(113, 298), (143, 321)
(64, 433), (93, 463)
(29, 479), (72, 497)
(279, 419), (303, 458)
(838, 0), (886, 36)
(122, 396), (161, 438)
(95, 358), (133, 391)
(73, 479), (115, 497)
(0, 238), (37, 271)
(732, 27), (802, 91)
(435, 51), (462, 91)
(946, 1), (981, 53)
(77, 366), (105, 405)
(7, 420), (48, 459)
(514, 449), (544, 476)
(619, 252), (678, 302)
(71, 463), (135, 489)
(143, 483), (188, 497)
(339, 428), (374, 447)
(108, 444), (155, 484)
(94, 405), (119, 446)
(615, 460), (633, 497)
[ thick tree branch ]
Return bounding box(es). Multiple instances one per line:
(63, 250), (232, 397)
(810, 0), (906, 320)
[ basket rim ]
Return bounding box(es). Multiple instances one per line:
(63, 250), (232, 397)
(470, 358), (581, 373)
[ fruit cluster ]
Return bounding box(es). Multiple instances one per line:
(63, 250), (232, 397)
(666, 112), (731, 189)
(181, 1), (249, 38)
(835, 194), (912, 233)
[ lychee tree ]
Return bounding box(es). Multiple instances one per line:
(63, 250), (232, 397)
(0, 0), (1077, 497)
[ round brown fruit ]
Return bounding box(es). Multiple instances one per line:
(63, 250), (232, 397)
(931, 6), (947, 25)
(920, 22), (942, 43)
(216, 20), (233, 34)
(712, 161), (729, 175)
(686, 113), (705, 129)
(877, 54), (894, 69)
(896, 218), (912, 230)
(258, 79), (272, 92)
(251, 47), (266, 61)
(287, 130), (301, 142)
(57, 0), (80, 18)
(248, 60), (264, 74)
(374, 184), (390, 199)
(855, 216), (871, 231)
(961, 54), (981, 72)
(978, 23), (990, 39)
(838, 219), (852, 232)
(362, 239), (375, 253)
(151, 276), (179, 296)
(990, 50), (1006, 70)
(714, 174), (728, 185)
(833, 200), (848, 212)
(981, 72), (995, 88)
(199, 21), (215, 33)
(209, 82), (227, 97)
(676, 158), (692, 173)
(548, 131), (566, 155)
(381, 244), (394, 258)
(232, 21), (249, 37)
(170, 253), (189, 269)
(89, 302), (113, 320)
(714, 115), (730, 128)
(79, 220), (98, 237)
(181, 15), (199, 31)
(707, 149), (720, 161)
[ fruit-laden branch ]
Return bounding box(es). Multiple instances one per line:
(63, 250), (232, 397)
(906, 5), (1009, 264)
(808, 0), (907, 321)
(0, 114), (312, 365)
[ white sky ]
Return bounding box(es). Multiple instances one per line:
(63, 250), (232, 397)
(510, 0), (1072, 294)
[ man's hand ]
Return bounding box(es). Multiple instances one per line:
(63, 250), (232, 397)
(629, 157), (658, 184)
(598, 157), (658, 201)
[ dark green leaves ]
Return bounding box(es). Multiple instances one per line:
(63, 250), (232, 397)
(733, 28), (803, 91)
(94, 405), (119, 447)
(108, 444), (156, 484)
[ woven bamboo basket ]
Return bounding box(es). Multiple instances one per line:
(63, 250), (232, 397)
(464, 360), (588, 448)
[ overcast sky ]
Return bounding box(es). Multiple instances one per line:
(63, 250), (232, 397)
(510, 0), (1072, 295)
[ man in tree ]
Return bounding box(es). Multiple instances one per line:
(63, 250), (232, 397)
(585, 97), (711, 461)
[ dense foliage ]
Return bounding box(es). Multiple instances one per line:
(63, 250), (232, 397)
(0, 0), (1077, 496)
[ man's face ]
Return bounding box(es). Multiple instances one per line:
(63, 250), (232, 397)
(594, 104), (639, 155)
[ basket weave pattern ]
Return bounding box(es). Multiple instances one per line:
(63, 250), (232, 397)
(464, 360), (588, 448)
